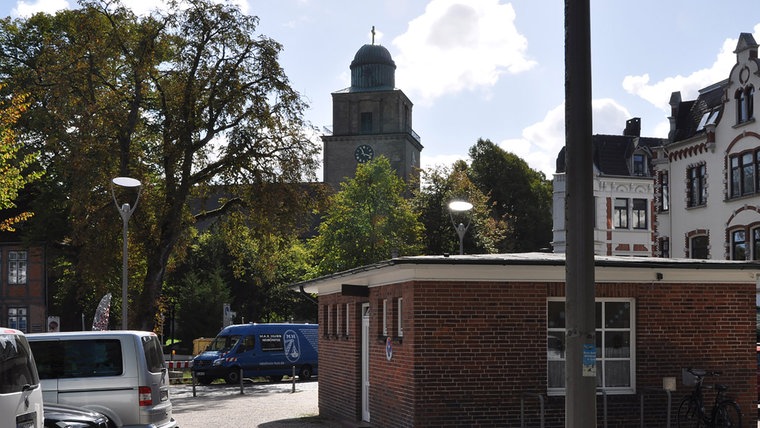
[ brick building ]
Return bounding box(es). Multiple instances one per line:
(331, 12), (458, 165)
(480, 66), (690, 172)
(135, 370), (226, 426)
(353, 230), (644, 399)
(297, 253), (759, 427)
(0, 242), (47, 333)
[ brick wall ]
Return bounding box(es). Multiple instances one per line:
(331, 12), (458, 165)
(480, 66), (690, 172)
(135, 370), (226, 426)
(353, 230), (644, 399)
(317, 279), (756, 427)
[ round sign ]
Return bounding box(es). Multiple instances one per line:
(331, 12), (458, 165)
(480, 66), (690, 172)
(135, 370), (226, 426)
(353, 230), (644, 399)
(385, 336), (393, 361)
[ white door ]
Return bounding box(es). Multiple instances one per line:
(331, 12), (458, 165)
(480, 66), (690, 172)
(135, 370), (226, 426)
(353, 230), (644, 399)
(361, 303), (370, 422)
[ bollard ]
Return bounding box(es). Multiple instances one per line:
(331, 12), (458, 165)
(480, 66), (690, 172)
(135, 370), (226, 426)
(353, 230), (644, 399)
(239, 367), (244, 395)
(291, 366), (296, 393)
(191, 370), (196, 398)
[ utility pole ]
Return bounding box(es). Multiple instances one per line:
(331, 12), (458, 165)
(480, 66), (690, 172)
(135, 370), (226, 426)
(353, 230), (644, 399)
(564, 0), (597, 427)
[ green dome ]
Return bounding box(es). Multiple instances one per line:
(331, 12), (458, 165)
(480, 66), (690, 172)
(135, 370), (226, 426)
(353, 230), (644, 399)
(350, 44), (396, 90)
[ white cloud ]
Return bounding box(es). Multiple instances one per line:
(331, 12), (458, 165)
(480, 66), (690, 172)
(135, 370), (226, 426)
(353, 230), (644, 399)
(12, 0), (69, 17)
(392, 0), (536, 105)
(622, 25), (760, 112)
(498, 99), (631, 178)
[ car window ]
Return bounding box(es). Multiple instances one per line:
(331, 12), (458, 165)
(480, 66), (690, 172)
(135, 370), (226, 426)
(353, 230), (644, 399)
(207, 335), (241, 352)
(141, 335), (165, 373)
(31, 339), (123, 378)
(0, 333), (39, 393)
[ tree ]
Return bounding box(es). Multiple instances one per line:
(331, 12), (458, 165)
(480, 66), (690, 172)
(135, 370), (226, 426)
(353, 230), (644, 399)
(467, 139), (553, 252)
(310, 156), (423, 275)
(414, 160), (509, 255)
(0, 89), (42, 231)
(0, 0), (320, 329)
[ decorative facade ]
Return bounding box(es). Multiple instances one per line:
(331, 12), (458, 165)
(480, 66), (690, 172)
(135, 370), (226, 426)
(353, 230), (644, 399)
(654, 33), (760, 260)
(553, 118), (666, 256)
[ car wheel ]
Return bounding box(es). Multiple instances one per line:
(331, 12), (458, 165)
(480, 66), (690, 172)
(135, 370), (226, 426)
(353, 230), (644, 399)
(225, 368), (241, 384)
(299, 365), (312, 381)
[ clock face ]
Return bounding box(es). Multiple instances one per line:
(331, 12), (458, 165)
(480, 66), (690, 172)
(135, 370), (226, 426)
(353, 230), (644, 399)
(354, 144), (374, 163)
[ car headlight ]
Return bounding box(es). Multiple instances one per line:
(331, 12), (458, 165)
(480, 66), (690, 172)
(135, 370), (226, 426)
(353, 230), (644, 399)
(54, 422), (97, 428)
(212, 358), (223, 366)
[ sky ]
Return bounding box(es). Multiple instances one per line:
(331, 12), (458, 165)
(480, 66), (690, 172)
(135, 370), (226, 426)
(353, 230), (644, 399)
(3, 0), (760, 179)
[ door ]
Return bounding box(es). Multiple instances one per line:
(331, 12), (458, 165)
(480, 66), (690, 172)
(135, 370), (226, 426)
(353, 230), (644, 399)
(361, 303), (370, 422)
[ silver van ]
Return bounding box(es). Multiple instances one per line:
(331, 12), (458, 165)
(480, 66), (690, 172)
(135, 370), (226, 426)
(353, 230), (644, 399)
(0, 327), (43, 428)
(27, 330), (176, 428)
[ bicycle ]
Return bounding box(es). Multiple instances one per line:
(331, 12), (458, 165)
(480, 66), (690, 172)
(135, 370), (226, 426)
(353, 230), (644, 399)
(676, 368), (742, 428)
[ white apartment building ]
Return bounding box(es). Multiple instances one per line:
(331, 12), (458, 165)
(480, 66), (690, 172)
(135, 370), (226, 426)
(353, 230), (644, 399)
(553, 118), (665, 256)
(654, 33), (760, 260)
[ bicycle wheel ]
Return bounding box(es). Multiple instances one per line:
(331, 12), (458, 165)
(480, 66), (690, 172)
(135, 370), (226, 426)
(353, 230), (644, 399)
(677, 397), (703, 428)
(713, 401), (741, 428)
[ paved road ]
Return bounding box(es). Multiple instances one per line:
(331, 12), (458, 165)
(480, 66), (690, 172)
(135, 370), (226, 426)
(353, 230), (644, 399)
(169, 380), (328, 428)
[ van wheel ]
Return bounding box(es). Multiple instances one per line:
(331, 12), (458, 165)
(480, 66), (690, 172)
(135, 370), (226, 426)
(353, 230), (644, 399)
(225, 368), (241, 384)
(268, 375), (283, 383)
(299, 365), (313, 381)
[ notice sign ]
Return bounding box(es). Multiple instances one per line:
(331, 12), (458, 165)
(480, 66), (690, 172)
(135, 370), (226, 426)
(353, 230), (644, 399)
(582, 344), (596, 377)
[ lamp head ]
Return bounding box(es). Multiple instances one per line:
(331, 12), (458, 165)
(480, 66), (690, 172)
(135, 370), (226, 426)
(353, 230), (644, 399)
(448, 200), (473, 212)
(112, 177), (141, 188)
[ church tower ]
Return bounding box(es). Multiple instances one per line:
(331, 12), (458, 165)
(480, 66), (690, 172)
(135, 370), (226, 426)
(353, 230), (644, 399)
(322, 34), (423, 189)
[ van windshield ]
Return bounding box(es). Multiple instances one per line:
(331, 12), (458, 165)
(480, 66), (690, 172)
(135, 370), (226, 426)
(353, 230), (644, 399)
(0, 333), (39, 393)
(207, 335), (240, 353)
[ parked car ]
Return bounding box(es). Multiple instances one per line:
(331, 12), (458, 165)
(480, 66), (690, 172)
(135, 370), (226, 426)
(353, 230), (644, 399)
(0, 327), (43, 428)
(43, 403), (109, 428)
(27, 330), (177, 428)
(192, 323), (318, 384)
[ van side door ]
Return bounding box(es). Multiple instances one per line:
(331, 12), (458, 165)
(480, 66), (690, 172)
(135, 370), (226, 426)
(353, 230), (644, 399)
(27, 339), (60, 403)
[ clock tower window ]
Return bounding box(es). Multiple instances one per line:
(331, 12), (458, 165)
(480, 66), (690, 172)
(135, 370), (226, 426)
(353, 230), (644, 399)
(360, 112), (373, 133)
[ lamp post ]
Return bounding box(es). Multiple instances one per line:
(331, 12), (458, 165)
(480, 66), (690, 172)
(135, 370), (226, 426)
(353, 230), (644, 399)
(111, 176), (142, 330)
(448, 200), (473, 255)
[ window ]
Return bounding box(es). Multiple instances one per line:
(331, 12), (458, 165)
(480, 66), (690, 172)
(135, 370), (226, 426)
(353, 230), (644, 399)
(613, 198), (629, 229)
(8, 307), (27, 332)
(632, 199), (648, 230)
(729, 151), (759, 198)
(8, 251), (27, 285)
(397, 298), (403, 337)
(731, 230), (747, 260)
(690, 235), (709, 259)
(345, 303), (350, 336)
(632, 153), (647, 176)
(30, 339), (123, 379)
(260, 334), (284, 352)
(753, 228), (760, 261)
(658, 171), (669, 212)
(0, 332), (37, 394)
(687, 164), (706, 207)
(335, 305), (341, 336)
(659, 237), (670, 258)
(547, 299), (635, 394)
(382, 299), (388, 336)
(322, 305), (329, 336)
(360, 112), (372, 133)
(736, 86), (754, 124)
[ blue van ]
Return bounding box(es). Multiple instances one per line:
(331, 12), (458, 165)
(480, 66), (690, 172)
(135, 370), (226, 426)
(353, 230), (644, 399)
(191, 323), (318, 385)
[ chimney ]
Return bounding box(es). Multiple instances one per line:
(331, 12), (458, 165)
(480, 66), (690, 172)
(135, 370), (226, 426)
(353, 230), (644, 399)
(623, 118), (641, 137)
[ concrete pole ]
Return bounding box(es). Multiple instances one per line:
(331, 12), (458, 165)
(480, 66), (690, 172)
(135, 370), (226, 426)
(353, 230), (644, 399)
(564, 0), (597, 427)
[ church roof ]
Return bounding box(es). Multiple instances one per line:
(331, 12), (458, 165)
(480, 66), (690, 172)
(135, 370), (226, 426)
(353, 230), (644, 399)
(349, 44), (396, 91)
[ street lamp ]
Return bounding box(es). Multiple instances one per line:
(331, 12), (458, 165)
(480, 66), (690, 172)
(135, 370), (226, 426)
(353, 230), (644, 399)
(111, 176), (142, 330)
(448, 200), (473, 255)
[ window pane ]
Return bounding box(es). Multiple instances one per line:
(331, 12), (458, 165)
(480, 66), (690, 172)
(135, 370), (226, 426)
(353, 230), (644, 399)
(733, 230), (747, 260)
(605, 361), (631, 387)
(548, 301), (565, 328)
(605, 302), (631, 328)
(548, 333), (565, 359)
(605, 331), (630, 358)
(743, 153), (755, 194)
(548, 361), (565, 388)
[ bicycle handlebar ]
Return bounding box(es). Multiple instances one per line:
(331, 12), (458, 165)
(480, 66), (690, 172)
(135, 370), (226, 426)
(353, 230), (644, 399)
(686, 367), (722, 377)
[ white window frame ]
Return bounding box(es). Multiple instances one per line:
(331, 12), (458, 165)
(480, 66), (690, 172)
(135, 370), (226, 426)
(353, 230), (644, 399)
(547, 297), (636, 396)
(8, 250), (27, 285)
(397, 298), (403, 337)
(336, 304), (341, 336)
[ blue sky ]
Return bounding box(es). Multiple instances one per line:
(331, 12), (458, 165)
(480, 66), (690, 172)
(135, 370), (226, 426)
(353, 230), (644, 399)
(3, 0), (760, 178)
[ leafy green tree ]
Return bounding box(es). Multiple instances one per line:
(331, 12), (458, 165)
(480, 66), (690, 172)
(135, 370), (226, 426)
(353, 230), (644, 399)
(310, 156), (423, 275)
(415, 160), (509, 255)
(467, 139), (553, 252)
(0, 89), (42, 231)
(0, 0), (320, 329)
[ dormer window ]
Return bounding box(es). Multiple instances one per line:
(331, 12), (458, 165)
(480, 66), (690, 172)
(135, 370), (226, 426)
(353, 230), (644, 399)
(632, 153), (648, 176)
(735, 85), (754, 124)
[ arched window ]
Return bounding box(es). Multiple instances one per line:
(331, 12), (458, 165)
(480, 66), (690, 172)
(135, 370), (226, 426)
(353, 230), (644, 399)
(735, 86), (754, 124)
